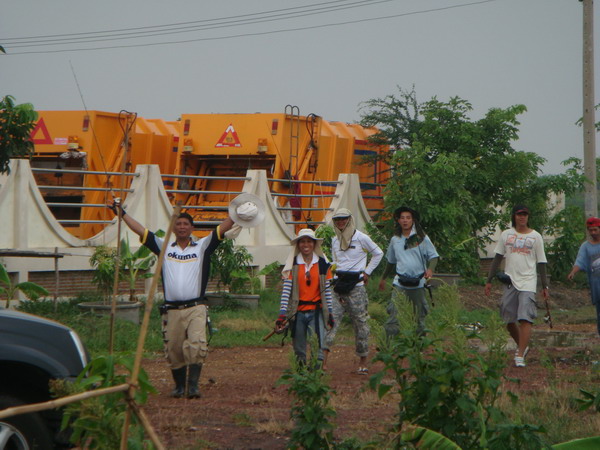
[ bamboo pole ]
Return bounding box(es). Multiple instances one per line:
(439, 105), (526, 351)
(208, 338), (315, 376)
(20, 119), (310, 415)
(120, 202), (181, 450)
(109, 112), (135, 353)
(0, 384), (129, 420)
(127, 398), (166, 450)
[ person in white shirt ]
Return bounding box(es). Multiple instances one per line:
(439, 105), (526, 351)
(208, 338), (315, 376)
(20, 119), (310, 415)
(324, 208), (383, 374)
(485, 205), (549, 368)
(109, 199), (234, 399)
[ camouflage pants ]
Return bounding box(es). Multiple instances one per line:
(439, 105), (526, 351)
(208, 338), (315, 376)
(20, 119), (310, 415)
(325, 285), (370, 357)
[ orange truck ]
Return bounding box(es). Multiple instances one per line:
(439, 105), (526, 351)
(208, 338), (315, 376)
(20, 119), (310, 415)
(29, 107), (389, 238)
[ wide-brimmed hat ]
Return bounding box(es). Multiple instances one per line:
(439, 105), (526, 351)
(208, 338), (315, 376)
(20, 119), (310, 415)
(290, 228), (323, 245)
(228, 193), (265, 228)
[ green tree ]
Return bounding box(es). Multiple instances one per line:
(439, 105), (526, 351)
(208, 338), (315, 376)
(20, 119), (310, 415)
(0, 95), (38, 174)
(360, 87), (585, 277)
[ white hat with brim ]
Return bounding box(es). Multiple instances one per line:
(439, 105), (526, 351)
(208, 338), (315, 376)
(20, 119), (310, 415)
(332, 208), (352, 219)
(290, 228), (323, 245)
(228, 193), (265, 228)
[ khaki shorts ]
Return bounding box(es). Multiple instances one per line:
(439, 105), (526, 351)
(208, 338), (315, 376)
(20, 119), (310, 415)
(500, 285), (537, 324)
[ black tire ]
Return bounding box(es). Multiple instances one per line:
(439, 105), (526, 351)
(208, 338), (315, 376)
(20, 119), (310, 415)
(0, 395), (53, 450)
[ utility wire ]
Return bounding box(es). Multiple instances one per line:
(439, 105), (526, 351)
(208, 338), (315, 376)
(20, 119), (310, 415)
(2, 0), (390, 44)
(5, 0), (394, 48)
(3, 0), (496, 55)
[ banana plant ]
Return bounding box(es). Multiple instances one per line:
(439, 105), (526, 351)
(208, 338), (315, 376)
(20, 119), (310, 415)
(119, 235), (158, 302)
(0, 263), (49, 308)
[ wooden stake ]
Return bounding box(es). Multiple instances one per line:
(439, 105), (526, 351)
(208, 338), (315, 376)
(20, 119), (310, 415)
(120, 202), (181, 449)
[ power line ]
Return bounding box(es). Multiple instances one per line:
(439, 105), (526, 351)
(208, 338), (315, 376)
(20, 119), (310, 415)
(4, 0), (395, 48)
(3, 0), (496, 55)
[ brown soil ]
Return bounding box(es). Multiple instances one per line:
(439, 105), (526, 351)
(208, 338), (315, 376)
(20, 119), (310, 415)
(142, 285), (599, 449)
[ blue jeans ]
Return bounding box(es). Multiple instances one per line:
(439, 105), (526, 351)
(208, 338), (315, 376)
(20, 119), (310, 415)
(292, 309), (327, 364)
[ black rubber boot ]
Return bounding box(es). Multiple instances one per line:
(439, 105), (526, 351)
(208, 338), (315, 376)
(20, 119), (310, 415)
(170, 367), (187, 398)
(187, 363), (202, 399)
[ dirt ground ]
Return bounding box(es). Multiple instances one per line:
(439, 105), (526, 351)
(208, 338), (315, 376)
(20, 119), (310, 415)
(142, 285), (600, 449)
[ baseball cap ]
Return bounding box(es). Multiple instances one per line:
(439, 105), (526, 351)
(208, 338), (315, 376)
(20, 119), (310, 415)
(512, 205), (530, 215)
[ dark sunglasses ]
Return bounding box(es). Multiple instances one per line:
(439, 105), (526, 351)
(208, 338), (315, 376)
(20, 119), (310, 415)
(305, 271), (311, 286)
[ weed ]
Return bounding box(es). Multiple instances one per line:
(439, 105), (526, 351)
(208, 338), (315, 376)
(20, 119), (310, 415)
(369, 285), (548, 449)
(253, 416), (293, 435)
(51, 353), (157, 449)
(232, 412), (253, 427)
(278, 341), (337, 449)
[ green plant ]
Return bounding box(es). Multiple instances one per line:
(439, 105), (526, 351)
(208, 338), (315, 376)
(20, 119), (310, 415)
(315, 224), (336, 261)
(230, 261), (280, 294)
(51, 353), (157, 449)
(119, 235), (158, 301)
(89, 245), (119, 301)
(0, 262), (49, 307)
(0, 95), (38, 174)
(545, 205), (586, 283)
(210, 239), (254, 291)
(277, 344), (336, 449)
(369, 285), (548, 449)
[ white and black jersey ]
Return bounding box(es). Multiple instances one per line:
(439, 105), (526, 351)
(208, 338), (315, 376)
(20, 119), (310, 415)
(141, 229), (220, 302)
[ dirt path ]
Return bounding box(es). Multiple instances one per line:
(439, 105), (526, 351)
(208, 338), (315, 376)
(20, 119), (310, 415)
(142, 284), (600, 449)
(143, 344), (398, 449)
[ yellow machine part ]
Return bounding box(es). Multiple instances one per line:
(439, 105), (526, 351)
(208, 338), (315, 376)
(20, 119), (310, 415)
(30, 111), (179, 238)
(173, 113), (388, 227)
(29, 110), (388, 238)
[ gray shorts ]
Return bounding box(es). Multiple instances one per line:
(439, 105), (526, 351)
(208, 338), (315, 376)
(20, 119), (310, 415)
(500, 285), (537, 324)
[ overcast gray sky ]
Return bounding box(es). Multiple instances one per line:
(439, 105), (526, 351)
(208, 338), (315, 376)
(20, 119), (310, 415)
(1, 0), (598, 175)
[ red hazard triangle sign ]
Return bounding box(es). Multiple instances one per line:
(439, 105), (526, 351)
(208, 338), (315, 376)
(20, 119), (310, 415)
(30, 118), (53, 145)
(215, 124), (242, 148)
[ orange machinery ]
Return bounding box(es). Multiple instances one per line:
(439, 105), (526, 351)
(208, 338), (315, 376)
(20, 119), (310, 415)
(29, 110), (178, 237)
(29, 108), (388, 238)
(172, 109), (389, 226)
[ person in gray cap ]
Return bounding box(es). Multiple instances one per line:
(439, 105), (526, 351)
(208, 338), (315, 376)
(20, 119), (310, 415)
(484, 204), (549, 368)
(324, 208), (383, 374)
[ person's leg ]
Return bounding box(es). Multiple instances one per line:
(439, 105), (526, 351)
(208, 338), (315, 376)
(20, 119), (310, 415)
(183, 305), (208, 398)
(405, 288), (429, 336)
(292, 312), (309, 365)
(515, 291), (537, 359)
(516, 320), (532, 357)
(384, 287), (401, 340)
(307, 309), (327, 364)
(506, 322), (519, 346)
(347, 286), (370, 369)
(324, 294), (345, 369)
(500, 286), (519, 347)
(182, 305), (208, 365)
(164, 310), (187, 397)
(595, 301), (600, 336)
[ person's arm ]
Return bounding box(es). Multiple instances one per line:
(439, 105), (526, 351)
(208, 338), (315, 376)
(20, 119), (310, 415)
(425, 257), (438, 279)
(538, 262), (549, 299)
(217, 217), (235, 240)
(107, 199), (145, 238)
(276, 276), (292, 330)
(363, 237), (384, 284)
(379, 262), (396, 291)
(484, 253), (504, 296)
(567, 265), (581, 280)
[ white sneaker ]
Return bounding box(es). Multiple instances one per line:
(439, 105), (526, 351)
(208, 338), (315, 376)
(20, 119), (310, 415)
(514, 356), (526, 368)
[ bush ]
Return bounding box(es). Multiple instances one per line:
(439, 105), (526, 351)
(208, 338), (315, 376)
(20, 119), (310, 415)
(369, 285), (548, 449)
